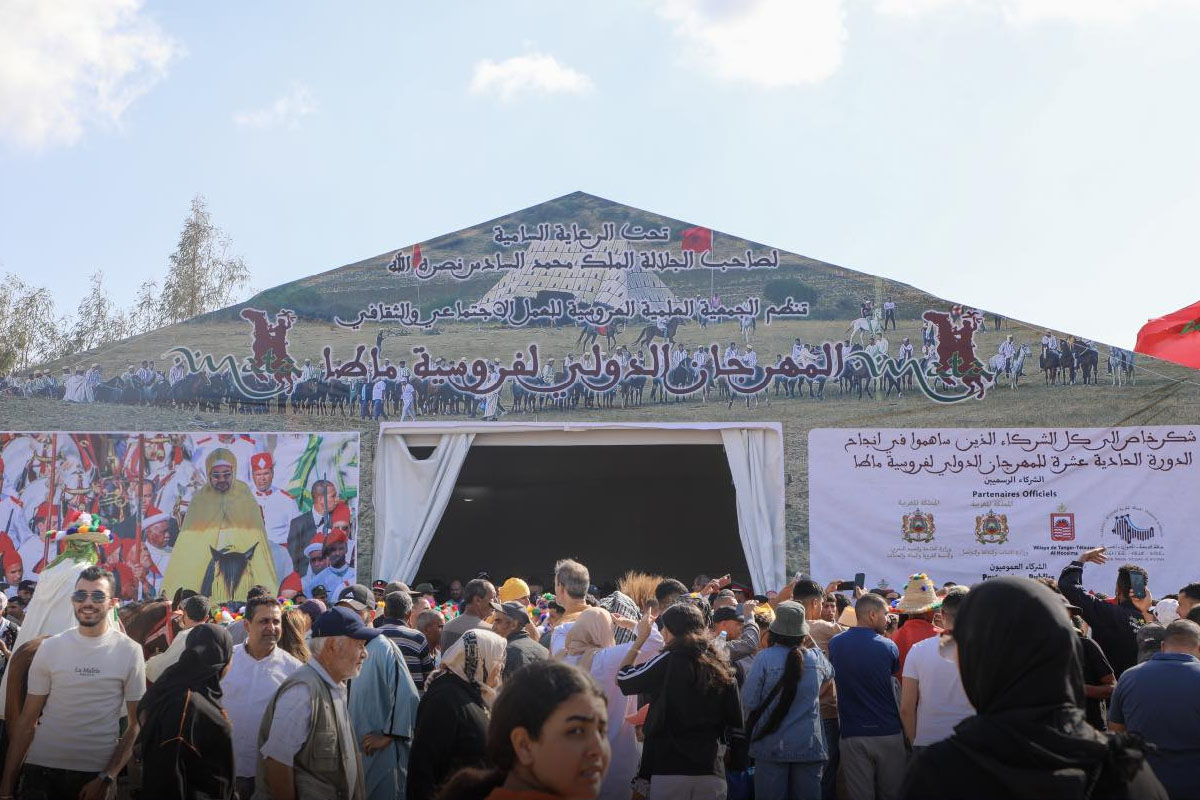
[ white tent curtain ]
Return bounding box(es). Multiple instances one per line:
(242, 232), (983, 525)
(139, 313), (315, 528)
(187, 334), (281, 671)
(373, 432), (474, 582)
(720, 428), (788, 594)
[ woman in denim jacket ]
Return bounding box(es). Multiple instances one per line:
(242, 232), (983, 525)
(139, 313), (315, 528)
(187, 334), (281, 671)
(742, 600), (835, 799)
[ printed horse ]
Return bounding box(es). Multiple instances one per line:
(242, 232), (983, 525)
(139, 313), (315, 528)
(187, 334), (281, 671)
(739, 315), (756, 344)
(201, 544), (260, 601)
(1108, 348), (1136, 386)
(1041, 345), (1061, 385)
(630, 319), (682, 348)
(576, 323), (618, 350)
(846, 311), (883, 346)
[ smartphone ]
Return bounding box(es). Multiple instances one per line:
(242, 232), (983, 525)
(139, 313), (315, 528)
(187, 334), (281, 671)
(1129, 571), (1147, 599)
(836, 581), (856, 592)
(854, 572), (866, 590)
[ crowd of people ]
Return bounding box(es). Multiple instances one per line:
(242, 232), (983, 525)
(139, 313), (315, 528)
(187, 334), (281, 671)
(0, 547), (1196, 800)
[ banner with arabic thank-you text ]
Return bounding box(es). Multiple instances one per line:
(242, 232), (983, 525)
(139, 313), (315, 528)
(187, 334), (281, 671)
(809, 426), (1198, 591)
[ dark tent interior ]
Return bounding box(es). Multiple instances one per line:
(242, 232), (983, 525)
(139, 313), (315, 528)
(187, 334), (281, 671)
(413, 444), (750, 591)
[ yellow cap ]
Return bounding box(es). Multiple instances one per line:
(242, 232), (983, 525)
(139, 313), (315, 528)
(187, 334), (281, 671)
(498, 577), (531, 603)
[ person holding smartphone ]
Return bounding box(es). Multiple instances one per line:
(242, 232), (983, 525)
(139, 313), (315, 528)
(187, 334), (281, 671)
(1059, 547), (1157, 677)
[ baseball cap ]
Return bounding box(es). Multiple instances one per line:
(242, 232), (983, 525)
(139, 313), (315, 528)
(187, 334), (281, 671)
(1136, 623), (1166, 663)
(384, 580), (414, 596)
(712, 606), (742, 625)
(311, 606), (382, 641)
(499, 600), (531, 626)
(336, 583), (373, 612)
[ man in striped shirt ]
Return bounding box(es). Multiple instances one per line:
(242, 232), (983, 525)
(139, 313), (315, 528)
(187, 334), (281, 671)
(374, 586), (436, 691)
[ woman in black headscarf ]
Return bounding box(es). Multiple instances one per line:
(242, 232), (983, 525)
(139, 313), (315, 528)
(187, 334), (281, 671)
(138, 622), (235, 800)
(901, 577), (1166, 800)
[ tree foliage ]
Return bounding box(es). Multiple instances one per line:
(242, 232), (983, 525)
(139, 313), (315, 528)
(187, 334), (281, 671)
(0, 273), (69, 372)
(5, 194), (252, 373)
(160, 195), (251, 325)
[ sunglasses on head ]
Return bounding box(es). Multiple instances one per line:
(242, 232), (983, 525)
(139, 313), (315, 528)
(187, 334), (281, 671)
(72, 590), (110, 604)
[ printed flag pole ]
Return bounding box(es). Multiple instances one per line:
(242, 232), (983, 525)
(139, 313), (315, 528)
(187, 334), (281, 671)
(136, 433), (145, 601)
(41, 435), (58, 575)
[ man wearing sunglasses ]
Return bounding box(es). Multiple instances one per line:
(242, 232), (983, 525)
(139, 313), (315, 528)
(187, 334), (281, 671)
(0, 565), (145, 800)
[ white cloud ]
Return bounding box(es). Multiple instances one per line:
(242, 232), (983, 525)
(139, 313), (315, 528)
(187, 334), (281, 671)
(0, 0), (179, 150)
(876, 0), (1200, 24)
(232, 83), (318, 130)
(875, 0), (965, 16)
(469, 53), (593, 102)
(655, 0), (847, 88)
(1000, 0), (1200, 25)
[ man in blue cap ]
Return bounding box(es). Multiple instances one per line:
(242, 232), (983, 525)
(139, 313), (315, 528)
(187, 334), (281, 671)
(256, 606), (379, 800)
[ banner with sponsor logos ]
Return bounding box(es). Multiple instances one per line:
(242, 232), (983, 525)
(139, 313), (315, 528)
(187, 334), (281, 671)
(809, 426), (1199, 592)
(0, 432), (359, 604)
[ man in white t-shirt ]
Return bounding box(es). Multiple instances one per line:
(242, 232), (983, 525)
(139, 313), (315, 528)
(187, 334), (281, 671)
(0, 565), (146, 800)
(221, 593), (302, 800)
(548, 558), (591, 657)
(900, 587), (974, 750)
(371, 378), (388, 421)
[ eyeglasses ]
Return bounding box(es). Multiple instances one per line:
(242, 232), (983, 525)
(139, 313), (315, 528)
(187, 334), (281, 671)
(71, 590), (111, 604)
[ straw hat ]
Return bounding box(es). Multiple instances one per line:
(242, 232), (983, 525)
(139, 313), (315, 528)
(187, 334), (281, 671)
(837, 606), (857, 627)
(897, 573), (939, 614)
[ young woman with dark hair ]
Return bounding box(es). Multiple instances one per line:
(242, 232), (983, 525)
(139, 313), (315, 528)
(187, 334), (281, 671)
(615, 602), (743, 798)
(742, 601), (834, 799)
(435, 660), (611, 800)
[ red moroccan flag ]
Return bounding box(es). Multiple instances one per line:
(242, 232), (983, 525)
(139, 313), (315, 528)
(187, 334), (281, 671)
(1135, 299), (1200, 368)
(412, 243), (423, 269)
(680, 226), (713, 253)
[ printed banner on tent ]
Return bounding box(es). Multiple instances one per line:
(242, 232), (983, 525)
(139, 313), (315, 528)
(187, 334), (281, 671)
(809, 426), (1198, 591)
(0, 431), (359, 603)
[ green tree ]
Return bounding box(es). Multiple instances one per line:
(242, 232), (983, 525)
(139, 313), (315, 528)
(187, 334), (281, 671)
(0, 273), (69, 372)
(67, 271), (131, 353)
(161, 194), (251, 324)
(131, 278), (163, 334)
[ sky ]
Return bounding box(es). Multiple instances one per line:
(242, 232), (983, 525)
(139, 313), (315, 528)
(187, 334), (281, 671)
(2, 0), (1200, 348)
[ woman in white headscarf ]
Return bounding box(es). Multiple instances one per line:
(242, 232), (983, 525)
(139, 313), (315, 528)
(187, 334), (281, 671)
(408, 629), (507, 800)
(564, 606), (663, 800)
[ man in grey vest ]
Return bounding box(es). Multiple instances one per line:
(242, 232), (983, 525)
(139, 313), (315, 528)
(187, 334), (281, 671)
(255, 606), (380, 800)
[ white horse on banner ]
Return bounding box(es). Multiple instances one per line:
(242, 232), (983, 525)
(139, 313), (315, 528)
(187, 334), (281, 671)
(846, 310), (883, 346)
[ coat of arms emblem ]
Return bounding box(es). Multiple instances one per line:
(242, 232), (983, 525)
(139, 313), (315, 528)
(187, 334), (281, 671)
(902, 509), (935, 543)
(1050, 511), (1075, 541)
(975, 510), (1009, 544)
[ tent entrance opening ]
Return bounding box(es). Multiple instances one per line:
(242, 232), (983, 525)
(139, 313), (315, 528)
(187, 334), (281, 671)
(414, 443), (748, 589)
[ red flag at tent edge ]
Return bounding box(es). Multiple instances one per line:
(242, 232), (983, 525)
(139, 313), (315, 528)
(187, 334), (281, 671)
(412, 243), (423, 269)
(680, 226), (713, 253)
(1134, 299), (1200, 369)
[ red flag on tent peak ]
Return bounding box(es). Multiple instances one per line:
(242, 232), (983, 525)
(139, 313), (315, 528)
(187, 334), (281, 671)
(1135, 299), (1200, 369)
(680, 226), (713, 253)
(412, 243), (423, 270)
